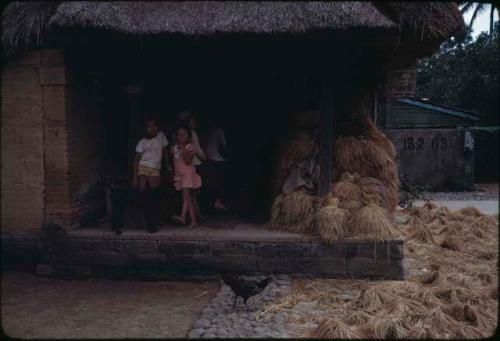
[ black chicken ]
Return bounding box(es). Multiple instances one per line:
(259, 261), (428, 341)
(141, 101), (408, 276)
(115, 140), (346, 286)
(221, 274), (273, 310)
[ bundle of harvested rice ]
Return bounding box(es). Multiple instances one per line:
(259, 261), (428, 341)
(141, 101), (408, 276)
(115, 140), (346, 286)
(372, 316), (411, 339)
(321, 192), (337, 207)
(358, 176), (389, 210)
(260, 204), (498, 339)
(315, 197), (350, 244)
(360, 115), (397, 160)
(332, 136), (399, 214)
(311, 319), (361, 339)
(267, 190), (317, 233)
(348, 194), (401, 242)
(438, 234), (463, 251)
(331, 172), (362, 200)
(458, 206), (483, 217)
(409, 223), (435, 244)
(342, 311), (372, 326)
(330, 172), (363, 210)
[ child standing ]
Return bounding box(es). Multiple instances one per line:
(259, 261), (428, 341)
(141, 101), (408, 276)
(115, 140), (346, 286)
(171, 126), (202, 227)
(133, 118), (168, 232)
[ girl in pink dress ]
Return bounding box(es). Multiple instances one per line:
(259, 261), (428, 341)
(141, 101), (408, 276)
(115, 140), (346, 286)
(171, 126), (202, 227)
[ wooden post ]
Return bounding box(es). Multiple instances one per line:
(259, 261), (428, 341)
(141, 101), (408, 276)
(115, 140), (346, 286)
(317, 84), (334, 197)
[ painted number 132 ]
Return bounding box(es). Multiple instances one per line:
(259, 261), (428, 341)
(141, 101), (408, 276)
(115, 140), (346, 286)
(403, 137), (424, 150)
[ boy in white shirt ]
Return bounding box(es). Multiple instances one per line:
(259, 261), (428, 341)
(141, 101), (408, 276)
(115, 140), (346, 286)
(133, 119), (168, 232)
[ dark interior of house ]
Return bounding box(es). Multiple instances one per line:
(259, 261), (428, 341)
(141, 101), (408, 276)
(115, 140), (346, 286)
(66, 33), (387, 223)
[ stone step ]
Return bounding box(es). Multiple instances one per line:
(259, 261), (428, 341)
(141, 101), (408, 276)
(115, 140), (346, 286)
(2, 224), (405, 280)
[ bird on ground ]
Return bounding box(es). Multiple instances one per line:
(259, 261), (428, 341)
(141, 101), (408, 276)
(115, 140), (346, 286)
(221, 273), (273, 311)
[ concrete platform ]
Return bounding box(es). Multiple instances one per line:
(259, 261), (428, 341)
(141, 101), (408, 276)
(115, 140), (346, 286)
(2, 218), (405, 280)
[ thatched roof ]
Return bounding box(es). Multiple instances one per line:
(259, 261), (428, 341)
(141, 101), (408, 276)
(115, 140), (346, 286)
(1, 1), (463, 57)
(49, 1), (396, 34)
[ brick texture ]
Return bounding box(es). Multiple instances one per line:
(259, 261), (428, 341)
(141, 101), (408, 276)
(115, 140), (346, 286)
(1, 52), (45, 232)
(2, 48), (106, 232)
(383, 68), (417, 100)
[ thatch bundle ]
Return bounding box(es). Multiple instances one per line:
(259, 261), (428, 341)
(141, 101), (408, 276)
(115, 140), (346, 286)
(260, 203), (498, 339)
(330, 172), (363, 210)
(358, 176), (389, 210)
(315, 197), (350, 244)
(332, 132), (399, 215)
(267, 190), (317, 233)
(358, 114), (397, 160)
(348, 194), (401, 242)
(311, 319), (361, 339)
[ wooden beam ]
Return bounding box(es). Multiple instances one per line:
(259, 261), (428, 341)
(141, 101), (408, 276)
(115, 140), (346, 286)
(317, 84), (334, 197)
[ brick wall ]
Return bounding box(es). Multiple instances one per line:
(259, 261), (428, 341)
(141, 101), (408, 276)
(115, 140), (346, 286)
(383, 68), (417, 100)
(1, 52), (45, 232)
(1, 49), (105, 232)
(41, 50), (72, 227)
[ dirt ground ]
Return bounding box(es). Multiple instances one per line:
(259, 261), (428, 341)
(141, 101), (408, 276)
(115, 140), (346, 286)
(1, 271), (219, 339)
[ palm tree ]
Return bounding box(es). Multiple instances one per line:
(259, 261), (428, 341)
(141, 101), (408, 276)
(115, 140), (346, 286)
(459, 2), (499, 35)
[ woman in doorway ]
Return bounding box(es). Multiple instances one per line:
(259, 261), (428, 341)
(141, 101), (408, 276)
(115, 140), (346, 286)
(171, 126), (202, 227)
(132, 118), (169, 233)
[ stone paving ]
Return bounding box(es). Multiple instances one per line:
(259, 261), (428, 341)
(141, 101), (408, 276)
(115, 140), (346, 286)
(189, 275), (293, 338)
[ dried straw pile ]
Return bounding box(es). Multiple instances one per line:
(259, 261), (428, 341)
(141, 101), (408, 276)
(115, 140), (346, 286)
(315, 197), (350, 244)
(267, 190), (318, 233)
(349, 193), (402, 242)
(260, 204), (498, 339)
(332, 117), (398, 215)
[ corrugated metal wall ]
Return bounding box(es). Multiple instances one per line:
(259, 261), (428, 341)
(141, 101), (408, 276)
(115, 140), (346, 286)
(385, 101), (473, 128)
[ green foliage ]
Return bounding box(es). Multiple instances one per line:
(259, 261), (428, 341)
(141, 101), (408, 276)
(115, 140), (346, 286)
(416, 24), (499, 126)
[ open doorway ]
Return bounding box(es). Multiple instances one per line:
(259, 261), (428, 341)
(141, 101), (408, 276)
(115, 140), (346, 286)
(88, 40), (323, 227)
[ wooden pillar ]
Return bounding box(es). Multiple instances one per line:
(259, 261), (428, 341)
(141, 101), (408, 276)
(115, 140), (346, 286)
(317, 84), (334, 197)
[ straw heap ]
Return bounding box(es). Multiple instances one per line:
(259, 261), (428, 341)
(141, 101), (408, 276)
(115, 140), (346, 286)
(315, 197), (351, 244)
(260, 204), (498, 339)
(267, 190), (318, 233)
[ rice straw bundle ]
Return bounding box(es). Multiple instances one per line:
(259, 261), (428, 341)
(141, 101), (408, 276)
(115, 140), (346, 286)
(358, 176), (389, 210)
(342, 311), (372, 326)
(330, 172), (362, 201)
(332, 136), (399, 214)
(321, 192), (337, 207)
(458, 206), (484, 217)
(409, 223), (435, 244)
(262, 203), (498, 339)
(311, 319), (361, 339)
(360, 115), (397, 160)
(267, 190), (317, 233)
(315, 197), (350, 244)
(423, 201), (438, 210)
(438, 234), (463, 251)
(372, 316), (410, 339)
(348, 194), (401, 242)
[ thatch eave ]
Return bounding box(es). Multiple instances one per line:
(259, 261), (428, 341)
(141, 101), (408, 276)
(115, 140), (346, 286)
(1, 1), (464, 59)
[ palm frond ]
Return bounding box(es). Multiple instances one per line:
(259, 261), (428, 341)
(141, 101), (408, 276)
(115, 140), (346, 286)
(459, 2), (476, 14)
(469, 3), (487, 27)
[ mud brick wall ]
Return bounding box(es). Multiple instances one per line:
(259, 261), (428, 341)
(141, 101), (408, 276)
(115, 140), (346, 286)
(1, 52), (46, 232)
(41, 50), (72, 227)
(1, 49), (105, 232)
(383, 68), (417, 100)
(384, 128), (474, 190)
